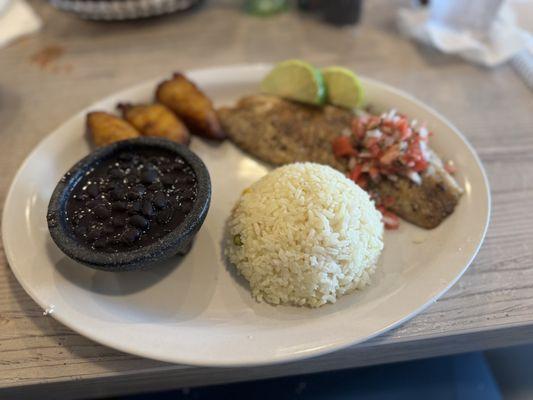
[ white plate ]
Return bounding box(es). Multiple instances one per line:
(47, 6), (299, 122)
(2, 64), (490, 367)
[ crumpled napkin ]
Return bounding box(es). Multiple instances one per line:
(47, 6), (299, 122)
(398, 2), (530, 67)
(0, 0), (42, 48)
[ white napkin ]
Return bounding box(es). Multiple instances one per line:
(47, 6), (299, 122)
(397, 2), (530, 67)
(0, 0), (42, 48)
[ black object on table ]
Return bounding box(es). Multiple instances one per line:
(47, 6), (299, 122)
(322, 0), (362, 26)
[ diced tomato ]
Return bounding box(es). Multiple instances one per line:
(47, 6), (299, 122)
(380, 146), (400, 165)
(413, 158), (428, 172)
(332, 136), (356, 158)
(381, 125), (392, 135)
(378, 206), (400, 230)
(407, 140), (424, 161)
(365, 137), (378, 148)
(369, 166), (380, 181)
(382, 196), (396, 207)
(349, 164), (363, 181)
(366, 116), (381, 130)
(351, 119), (366, 140)
(382, 119), (394, 129)
(396, 118), (410, 137)
(356, 175), (368, 189)
(396, 118), (409, 134)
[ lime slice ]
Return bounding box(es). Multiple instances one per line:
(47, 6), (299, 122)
(322, 66), (364, 109)
(261, 60), (326, 105)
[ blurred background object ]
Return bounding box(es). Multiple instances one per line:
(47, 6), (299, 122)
(244, 0), (288, 16)
(322, 0), (362, 26)
(428, 0), (504, 32)
(47, 0), (203, 20)
(0, 0), (41, 48)
(398, 0), (533, 88)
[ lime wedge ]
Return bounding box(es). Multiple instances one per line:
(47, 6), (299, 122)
(322, 66), (364, 109)
(261, 60), (326, 105)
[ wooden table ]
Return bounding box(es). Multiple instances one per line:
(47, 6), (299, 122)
(1, 1), (532, 398)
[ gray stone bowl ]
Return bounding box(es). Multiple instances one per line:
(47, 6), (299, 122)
(47, 137), (211, 271)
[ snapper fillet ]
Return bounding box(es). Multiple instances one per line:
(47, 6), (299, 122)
(217, 94), (463, 229)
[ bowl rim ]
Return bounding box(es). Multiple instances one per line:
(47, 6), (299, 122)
(47, 137), (211, 271)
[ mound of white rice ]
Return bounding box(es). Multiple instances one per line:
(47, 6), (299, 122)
(225, 162), (384, 308)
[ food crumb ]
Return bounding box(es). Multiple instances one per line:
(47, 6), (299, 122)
(411, 233), (426, 244)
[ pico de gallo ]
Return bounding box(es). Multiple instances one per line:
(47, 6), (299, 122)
(332, 109), (449, 230)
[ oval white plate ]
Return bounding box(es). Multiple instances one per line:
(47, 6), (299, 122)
(2, 64), (490, 367)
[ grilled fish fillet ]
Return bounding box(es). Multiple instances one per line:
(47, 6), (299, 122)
(218, 95), (462, 229)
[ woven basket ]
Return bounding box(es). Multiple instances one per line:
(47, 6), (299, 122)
(48, 0), (202, 20)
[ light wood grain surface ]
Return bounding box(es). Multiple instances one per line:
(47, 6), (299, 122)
(1, 0), (533, 398)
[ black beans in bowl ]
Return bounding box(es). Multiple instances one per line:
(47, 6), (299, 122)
(47, 137), (211, 271)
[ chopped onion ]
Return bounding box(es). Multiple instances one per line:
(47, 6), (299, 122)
(419, 141), (431, 161)
(407, 171), (422, 185)
(366, 129), (383, 139)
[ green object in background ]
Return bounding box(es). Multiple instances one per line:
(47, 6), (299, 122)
(245, 0), (288, 16)
(261, 59), (326, 105)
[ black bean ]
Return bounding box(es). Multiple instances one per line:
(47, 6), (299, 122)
(140, 168), (158, 184)
(112, 216), (126, 227)
(157, 208), (173, 224)
(142, 200), (155, 217)
(161, 175), (175, 187)
(133, 184), (146, 195)
(102, 225), (115, 234)
(153, 192), (167, 208)
(122, 228), (140, 243)
(93, 238), (107, 249)
(127, 201), (141, 214)
(87, 199), (101, 209)
(127, 190), (140, 200)
(180, 199), (193, 214)
(112, 201), (128, 211)
(86, 183), (99, 198)
(87, 228), (101, 241)
(148, 182), (163, 191)
(109, 168), (124, 180)
(94, 205), (111, 219)
(75, 225), (87, 237)
(110, 185), (126, 200)
(129, 215), (149, 229)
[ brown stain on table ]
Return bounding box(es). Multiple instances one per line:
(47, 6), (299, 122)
(29, 45), (73, 74)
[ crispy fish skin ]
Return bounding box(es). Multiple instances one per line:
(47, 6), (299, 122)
(218, 94), (462, 229)
(86, 111), (140, 147)
(118, 103), (190, 145)
(156, 73), (225, 140)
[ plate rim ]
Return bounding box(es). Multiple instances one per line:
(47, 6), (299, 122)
(2, 63), (491, 367)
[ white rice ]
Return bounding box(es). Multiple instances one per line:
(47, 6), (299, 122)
(225, 163), (384, 308)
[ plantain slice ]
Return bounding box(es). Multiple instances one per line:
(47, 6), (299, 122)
(118, 103), (190, 145)
(86, 111), (140, 147)
(155, 73), (225, 140)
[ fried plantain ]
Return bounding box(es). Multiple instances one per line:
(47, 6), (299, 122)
(155, 73), (225, 140)
(86, 111), (140, 147)
(118, 103), (190, 145)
